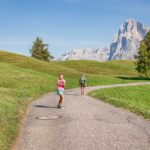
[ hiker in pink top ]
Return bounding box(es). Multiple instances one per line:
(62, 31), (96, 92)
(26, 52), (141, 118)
(57, 74), (66, 109)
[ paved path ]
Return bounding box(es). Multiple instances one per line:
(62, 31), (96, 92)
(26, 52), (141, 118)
(15, 82), (150, 150)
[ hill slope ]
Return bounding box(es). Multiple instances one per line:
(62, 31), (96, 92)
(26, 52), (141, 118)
(0, 50), (149, 150)
(55, 60), (137, 76)
(0, 51), (138, 77)
(0, 62), (56, 150)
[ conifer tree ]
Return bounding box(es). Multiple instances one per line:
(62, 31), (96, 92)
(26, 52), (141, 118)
(30, 37), (53, 61)
(136, 31), (150, 76)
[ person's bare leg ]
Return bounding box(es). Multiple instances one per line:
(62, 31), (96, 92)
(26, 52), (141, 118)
(61, 94), (64, 106)
(59, 96), (62, 105)
(81, 86), (84, 95)
(82, 87), (84, 95)
(81, 87), (82, 95)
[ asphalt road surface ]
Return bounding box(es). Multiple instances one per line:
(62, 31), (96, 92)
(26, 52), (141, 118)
(15, 82), (150, 150)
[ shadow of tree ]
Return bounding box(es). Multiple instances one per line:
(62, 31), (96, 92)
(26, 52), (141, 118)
(117, 76), (150, 81)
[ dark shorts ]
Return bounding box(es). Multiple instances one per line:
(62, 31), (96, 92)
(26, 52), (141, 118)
(80, 84), (85, 87)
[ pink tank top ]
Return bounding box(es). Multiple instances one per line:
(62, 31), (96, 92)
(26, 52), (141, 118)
(57, 80), (65, 90)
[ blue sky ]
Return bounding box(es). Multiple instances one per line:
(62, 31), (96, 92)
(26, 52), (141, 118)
(0, 0), (150, 58)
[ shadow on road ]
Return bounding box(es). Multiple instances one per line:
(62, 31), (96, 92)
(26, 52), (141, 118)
(117, 76), (150, 81)
(65, 93), (79, 96)
(34, 105), (58, 109)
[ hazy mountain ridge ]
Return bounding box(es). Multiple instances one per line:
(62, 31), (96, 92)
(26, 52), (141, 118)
(58, 48), (110, 62)
(59, 19), (150, 61)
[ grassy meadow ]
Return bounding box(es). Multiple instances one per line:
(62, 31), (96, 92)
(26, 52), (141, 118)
(89, 85), (150, 119)
(0, 50), (149, 150)
(0, 63), (57, 150)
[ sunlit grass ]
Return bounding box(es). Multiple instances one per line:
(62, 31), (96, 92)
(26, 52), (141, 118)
(89, 85), (150, 119)
(0, 63), (56, 150)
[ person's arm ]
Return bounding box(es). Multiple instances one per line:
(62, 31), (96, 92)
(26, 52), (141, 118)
(85, 78), (87, 84)
(63, 80), (66, 86)
(57, 79), (59, 86)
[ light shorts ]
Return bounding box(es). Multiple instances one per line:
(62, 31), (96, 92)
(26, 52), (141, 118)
(57, 89), (64, 96)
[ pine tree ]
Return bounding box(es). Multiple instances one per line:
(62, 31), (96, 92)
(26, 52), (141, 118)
(136, 31), (150, 76)
(30, 37), (54, 61)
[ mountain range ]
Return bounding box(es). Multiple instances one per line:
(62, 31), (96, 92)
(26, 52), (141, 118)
(58, 19), (150, 61)
(58, 47), (109, 62)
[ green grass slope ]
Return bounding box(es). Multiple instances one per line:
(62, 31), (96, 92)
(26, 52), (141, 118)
(89, 85), (150, 119)
(0, 62), (56, 150)
(56, 60), (148, 86)
(0, 51), (81, 89)
(55, 60), (138, 76)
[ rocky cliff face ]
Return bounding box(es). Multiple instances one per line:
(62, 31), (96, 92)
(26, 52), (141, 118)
(58, 19), (150, 62)
(58, 48), (109, 62)
(109, 19), (150, 60)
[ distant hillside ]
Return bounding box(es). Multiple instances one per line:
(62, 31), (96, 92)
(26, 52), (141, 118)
(0, 51), (80, 78)
(0, 50), (137, 77)
(55, 60), (137, 76)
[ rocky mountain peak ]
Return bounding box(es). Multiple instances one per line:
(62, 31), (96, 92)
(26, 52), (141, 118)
(109, 19), (150, 60)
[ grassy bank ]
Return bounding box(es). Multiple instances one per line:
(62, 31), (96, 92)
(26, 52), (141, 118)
(89, 85), (150, 119)
(0, 62), (57, 150)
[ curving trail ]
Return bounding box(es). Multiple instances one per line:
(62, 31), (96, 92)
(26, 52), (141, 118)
(15, 82), (150, 150)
